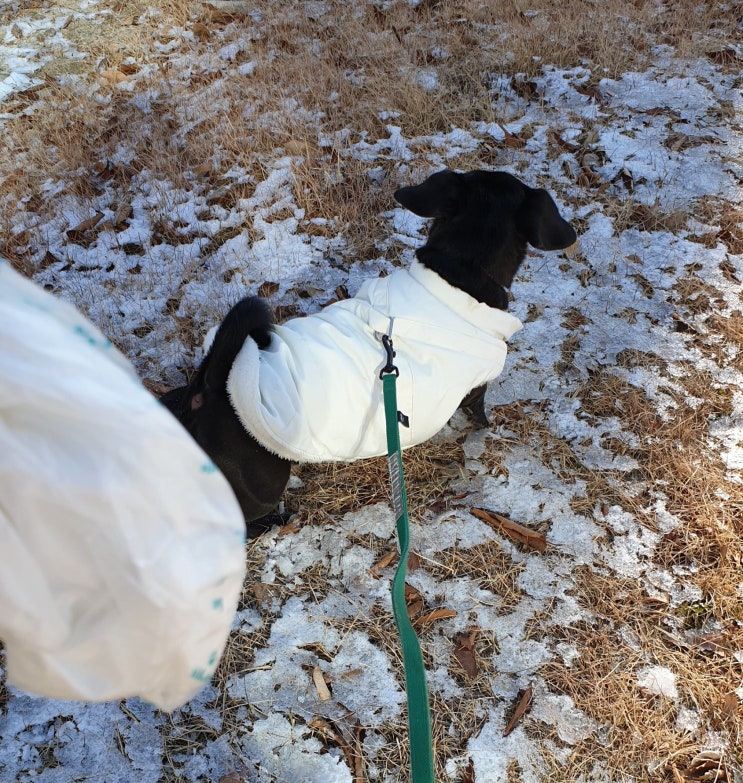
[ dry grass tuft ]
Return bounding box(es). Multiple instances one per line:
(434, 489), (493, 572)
(537, 343), (743, 777)
(540, 564), (742, 780)
(285, 439), (466, 521)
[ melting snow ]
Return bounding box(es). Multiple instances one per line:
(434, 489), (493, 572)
(1, 2), (742, 781)
(636, 666), (679, 699)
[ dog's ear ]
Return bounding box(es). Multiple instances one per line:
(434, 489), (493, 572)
(394, 169), (463, 218)
(516, 188), (577, 250)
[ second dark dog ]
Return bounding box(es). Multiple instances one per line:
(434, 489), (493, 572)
(162, 169), (576, 536)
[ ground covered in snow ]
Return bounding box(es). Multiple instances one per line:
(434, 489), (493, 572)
(1, 1), (742, 782)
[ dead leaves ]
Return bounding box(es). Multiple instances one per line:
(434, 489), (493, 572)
(371, 548), (397, 577)
(576, 150), (606, 190)
(371, 548), (459, 626)
(511, 76), (538, 100)
(673, 751), (734, 783)
(549, 130), (580, 153)
(548, 126), (609, 190)
(276, 514), (306, 536)
(99, 64), (139, 86)
(663, 131), (718, 153)
(66, 212), (104, 242)
(92, 159), (140, 184)
(625, 204), (687, 233)
(576, 83), (605, 103)
(98, 204), (133, 233)
(452, 629), (479, 678)
(415, 607), (457, 628)
(201, 2), (251, 24)
(503, 686), (533, 736)
(719, 258), (740, 283)
(257, 280), (280, 298)
(217, 774), (246, 783)
(405, 583), (425, 621)
(192, 21), (211, 41)
(251, 581), (282, 605)
(112, 203), (133, 227)
(66, 200), (134, 248)
(403, 582), (459, 627)
(498, 123), (529, 150)
(471, 507), (547, 552)
(100, 69), (128, 86)
(720, 693), (738, 723)
(312, 665), (332, 701)
(370, 548), (420, 578)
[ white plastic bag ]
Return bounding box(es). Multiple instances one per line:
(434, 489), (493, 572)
(0, 261), (246, 711)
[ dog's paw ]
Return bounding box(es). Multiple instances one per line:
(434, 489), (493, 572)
(245, 510), (295, 539)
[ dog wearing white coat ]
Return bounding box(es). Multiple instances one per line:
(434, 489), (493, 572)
(162, 169), (577, 536)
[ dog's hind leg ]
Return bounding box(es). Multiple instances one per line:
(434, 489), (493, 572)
(459, 384), (488, 428)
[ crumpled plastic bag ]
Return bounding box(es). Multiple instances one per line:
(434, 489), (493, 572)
(0, 261), (246, 711)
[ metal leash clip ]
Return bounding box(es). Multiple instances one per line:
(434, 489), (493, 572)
(379, 333), (399, 378)
(379, 334), (409, 427)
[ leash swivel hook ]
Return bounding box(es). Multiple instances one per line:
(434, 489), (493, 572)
(379, 333), (399, 379)
(379, 333), (409, 427)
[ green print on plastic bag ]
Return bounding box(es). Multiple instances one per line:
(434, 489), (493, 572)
(73, 324), (112, 350)
(191, 651), (219, 683)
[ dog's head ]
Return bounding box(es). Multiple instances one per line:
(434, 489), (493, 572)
(394, 169), (576, 307)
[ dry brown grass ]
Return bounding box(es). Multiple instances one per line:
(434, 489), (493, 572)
(285, 439), (467, 521)
(540, 565), (742, 780)
(539, 357), (743, 780)
(3, 0), (740, 276)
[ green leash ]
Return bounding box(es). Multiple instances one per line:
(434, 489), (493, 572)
(380, 333), (435, 783)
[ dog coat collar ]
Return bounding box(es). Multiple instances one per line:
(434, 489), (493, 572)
(227, 261), (523, 463)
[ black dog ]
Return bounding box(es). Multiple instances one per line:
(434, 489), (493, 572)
(162, 170), (576, 536)
(161, 299), (292, 538)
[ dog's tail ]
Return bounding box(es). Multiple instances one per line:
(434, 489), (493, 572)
(199, 297), (273, 394)
(161, 297), (272, 418)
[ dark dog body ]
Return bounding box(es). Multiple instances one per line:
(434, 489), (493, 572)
(162, 170), (576, 536)
(160, 300), (292, 537)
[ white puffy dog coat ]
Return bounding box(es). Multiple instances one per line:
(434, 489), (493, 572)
(227, 261), (523, 463)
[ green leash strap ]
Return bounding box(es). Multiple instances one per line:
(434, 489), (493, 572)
(380, 334), (435, 783)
